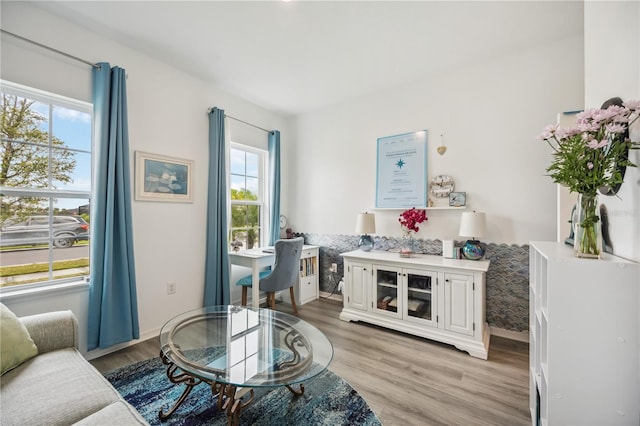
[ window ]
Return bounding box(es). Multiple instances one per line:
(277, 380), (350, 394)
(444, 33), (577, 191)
(229, 144), (267, 250)
(0, 81), (92, 290)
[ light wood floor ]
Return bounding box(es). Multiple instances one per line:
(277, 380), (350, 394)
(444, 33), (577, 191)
(91, 298), (530, 426)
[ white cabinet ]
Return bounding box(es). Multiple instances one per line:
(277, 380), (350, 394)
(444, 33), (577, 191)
(340, 250), (490, 359)
(297, 245), (319, 305)
(529, 241), (639, 426)
(444, 273), (474, 336)
(371, 264), (403, 319)
(402, 267), (437, 328)
(345, 261), (369, 312)
(368, 264), (438, 326)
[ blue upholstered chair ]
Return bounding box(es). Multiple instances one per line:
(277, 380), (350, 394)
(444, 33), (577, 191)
(236, 237), (303, 314)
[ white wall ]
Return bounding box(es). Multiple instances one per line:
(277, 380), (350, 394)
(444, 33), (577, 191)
(0, 1), (289, 357)
(290, 36), (584, 245)
(584, 1), (640, 263)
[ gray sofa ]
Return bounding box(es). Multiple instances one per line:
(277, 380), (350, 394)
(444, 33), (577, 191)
(0, 310), (148, 425)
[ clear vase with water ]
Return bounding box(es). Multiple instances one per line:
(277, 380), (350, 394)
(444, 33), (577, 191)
(399, 233), (414, 258)
(574, 192), (602, 259)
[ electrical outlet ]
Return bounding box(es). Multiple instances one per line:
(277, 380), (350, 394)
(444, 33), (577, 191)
(330, 263), (338, 273)
(167, 282), (176, 295)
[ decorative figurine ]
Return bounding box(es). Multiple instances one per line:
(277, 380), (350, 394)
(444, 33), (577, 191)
(230, 239), (243, 252)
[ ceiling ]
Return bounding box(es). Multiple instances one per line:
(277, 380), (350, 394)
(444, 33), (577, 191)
(33, 1), (583, 117)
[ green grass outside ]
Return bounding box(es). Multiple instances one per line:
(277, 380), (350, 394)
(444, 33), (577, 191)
(1, 272), (87, 287)
(0, 258), (89, 277)
(0, 241), (91, 287)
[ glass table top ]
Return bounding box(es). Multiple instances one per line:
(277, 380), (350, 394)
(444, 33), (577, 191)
(159, 306), (333, 388)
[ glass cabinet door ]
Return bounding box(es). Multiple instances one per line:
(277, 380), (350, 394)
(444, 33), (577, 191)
(404, 268), (437, 326)
(372, 265), (401, 317)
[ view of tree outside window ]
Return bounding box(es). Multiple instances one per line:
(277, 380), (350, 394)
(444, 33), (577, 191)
(229, 145), (265, 251)
(0, 81), (92, 289)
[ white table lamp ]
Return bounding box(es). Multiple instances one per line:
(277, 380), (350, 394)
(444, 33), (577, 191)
(459, 211), (486, 260)
(356, 212), (376, 251)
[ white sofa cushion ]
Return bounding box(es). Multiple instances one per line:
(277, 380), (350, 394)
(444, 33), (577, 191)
(73, 400), (147, 425)
(1, 348), (124, 425)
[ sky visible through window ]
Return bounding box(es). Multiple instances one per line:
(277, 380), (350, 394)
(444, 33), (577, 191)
(32, 101), (92, 211)
(230, 147), (259, 196)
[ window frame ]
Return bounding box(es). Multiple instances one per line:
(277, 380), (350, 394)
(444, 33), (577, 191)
(229, 142), (269, 250)
(0, 80), (93, 293)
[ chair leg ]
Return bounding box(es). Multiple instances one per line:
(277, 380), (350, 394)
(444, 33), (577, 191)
(269, 292), (276, 310)
(289, 287), (299, 315)
(242, 287), (247, 306)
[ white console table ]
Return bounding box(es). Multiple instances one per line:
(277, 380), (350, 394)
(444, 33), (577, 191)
(339, 250), (490, 359)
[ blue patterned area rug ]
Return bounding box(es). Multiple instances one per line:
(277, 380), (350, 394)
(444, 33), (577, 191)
(104, 356), (381, 426)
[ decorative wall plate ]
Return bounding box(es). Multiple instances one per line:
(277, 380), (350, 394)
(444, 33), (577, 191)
(449, 192), (466, 207)
(430, 175), (455, 198)
(279, 214), (287, 229)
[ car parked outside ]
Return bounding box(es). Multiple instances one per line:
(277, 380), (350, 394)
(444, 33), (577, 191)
(0, 215), (90, 248)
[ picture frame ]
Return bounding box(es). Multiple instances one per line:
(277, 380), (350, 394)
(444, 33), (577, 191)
(449, 192), (466, 207)
(375, 130), (428, 208)
(135, 151), (194, 203)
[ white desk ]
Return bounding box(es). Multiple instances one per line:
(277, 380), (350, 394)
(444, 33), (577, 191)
(229, 245), (318, 308)
(229, 248), (275, 308)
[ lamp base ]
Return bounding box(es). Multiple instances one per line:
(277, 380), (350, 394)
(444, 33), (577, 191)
(462, 239), (484, 260)
(358, 234), (374, 251)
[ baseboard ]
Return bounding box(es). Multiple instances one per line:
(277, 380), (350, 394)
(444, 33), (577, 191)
(84, 327), (160, 361)
(490, 326), (529, 343)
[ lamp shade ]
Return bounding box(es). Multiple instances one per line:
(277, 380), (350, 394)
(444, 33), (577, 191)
(355, 212), (376, 234)
(459, 212), (486, 238)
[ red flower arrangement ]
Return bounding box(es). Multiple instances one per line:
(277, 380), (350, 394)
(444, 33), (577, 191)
(398, 208), (428, 234)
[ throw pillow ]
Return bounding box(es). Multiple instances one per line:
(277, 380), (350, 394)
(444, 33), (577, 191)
(1, 303), (38, 375)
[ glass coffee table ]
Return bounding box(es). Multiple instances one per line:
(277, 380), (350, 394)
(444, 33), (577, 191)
(158, 306), (333, 425)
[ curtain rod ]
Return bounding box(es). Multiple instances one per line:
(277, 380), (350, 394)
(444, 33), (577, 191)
(1, 29), (100, 70)
(208, 107), (273, 134)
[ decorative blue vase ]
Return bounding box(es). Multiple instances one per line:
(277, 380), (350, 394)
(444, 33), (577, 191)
(462, 239), (484, 260)
(358, 234), (374, 251)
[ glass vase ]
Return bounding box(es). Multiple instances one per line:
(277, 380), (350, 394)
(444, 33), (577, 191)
(574, 192), (602, 259)
(399, 233), (414, 258)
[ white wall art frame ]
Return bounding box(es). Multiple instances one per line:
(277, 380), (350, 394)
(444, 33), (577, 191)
(375, 130), (428, 208)
(135, 151), (194, 203)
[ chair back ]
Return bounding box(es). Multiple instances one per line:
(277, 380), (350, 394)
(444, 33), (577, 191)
(259, 237), (304, 293)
